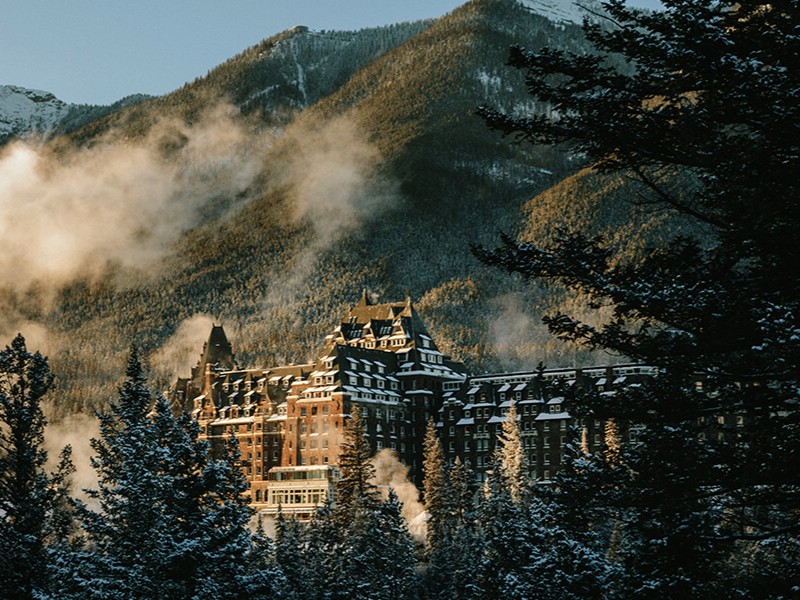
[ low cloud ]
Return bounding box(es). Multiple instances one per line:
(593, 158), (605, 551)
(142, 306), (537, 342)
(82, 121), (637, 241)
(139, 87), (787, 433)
(0, 102), (266, 291)
(489, 293), (546, 370)
(149, 313), (216, 389)
(44, 413), (99, 504)
(263, 117), (399, 308)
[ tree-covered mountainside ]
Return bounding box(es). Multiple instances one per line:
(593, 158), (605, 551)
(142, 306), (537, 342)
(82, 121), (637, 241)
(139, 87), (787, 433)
(0, 0), (675, 416)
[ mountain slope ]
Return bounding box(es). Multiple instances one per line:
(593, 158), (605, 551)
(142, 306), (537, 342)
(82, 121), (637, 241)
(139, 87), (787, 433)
(0, 85), (71, 144)
(0, 0), (673, 415)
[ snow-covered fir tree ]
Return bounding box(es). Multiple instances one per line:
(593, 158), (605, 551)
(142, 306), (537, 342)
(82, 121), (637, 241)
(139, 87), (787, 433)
(0, 334), (74, 600)
(70, 349), (258, 599)
(421, 418), (456, 600)
(375, 489), (416, 600)
(477, 0), (800, 594)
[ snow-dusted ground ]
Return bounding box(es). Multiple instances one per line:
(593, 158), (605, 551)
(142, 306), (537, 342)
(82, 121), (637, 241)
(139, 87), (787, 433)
(517, 0), (598, 25)
(0, 85), (71, 141)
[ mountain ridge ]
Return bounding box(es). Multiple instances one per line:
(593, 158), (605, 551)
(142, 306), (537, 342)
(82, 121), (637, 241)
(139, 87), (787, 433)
(0, 0), (668, 417)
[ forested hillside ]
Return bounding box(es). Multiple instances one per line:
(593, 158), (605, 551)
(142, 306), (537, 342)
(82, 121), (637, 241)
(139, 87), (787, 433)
(0, 0), (673, 416)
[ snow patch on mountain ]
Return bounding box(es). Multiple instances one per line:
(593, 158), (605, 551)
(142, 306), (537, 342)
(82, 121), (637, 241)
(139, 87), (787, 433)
(516, 0), (598, 25)
(0, 85), (72, 142)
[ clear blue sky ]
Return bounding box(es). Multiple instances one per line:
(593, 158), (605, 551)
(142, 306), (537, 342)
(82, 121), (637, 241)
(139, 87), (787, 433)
(0, 0), (661, 105)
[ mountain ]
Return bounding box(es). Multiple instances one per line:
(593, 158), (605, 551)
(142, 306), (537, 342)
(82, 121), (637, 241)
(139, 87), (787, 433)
(0, 85), (152, 146)
(0, 0), (673, 416)
(0, 85), (71, 144)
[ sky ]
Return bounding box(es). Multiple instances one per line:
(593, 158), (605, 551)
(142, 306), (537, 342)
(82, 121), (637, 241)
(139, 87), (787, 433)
(1, 0), (661, 106)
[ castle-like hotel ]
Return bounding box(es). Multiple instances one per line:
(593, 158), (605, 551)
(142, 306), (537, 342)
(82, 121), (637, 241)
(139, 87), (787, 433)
(170, 294), (656, 516)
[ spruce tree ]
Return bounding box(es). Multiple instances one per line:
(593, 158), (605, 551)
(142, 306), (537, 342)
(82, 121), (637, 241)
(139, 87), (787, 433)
(303, 500), (349, 600)
(0, 334), (74, 600)
(477, 461), (533, 599)
(333, 405), (385, 599)
(240, 516), (286, 597)
(477, 0), (800, 594)
(335, 405), (379, 515)
(274, 510), (307, 600)
(375, 489), (416, 600)
(74, 349), (256, 599)
(421, 418), (455, 599)
(450, 457), (482, 600)
(495, 402), (528, 503)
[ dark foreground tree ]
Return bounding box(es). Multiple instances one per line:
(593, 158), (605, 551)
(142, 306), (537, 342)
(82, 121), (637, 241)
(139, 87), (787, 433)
(476, 0), (800, 596)
(71, 349), (257, 599)
(0, 334), (74, 600)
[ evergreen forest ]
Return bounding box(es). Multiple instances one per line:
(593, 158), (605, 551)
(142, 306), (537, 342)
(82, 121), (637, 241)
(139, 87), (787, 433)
(1, 0), (798, 597)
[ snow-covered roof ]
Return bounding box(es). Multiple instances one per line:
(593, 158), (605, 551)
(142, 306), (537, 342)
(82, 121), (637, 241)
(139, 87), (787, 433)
(535, 412), (571, 421)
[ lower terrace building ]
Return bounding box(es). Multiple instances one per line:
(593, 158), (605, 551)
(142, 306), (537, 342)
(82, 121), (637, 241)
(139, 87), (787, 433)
(170, 294), (663, 516)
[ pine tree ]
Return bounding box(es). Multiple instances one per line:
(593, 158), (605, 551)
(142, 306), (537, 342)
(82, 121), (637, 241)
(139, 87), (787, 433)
(421, 418), (455, 599)
(74, 349), (256, 599)
(333, 405), (386, 599)
(0, 334), (74, 600)
(495, 402), (528, 503)
(274, 510), (307, 600)
(476, 0), (800, 594)
(335, 405), (379, 515)
(375, 489), (416, 600)
(450, 457), (482, 600)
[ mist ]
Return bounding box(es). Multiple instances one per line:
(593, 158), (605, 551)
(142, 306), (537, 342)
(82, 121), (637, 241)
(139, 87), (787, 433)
(149, 313), (216, 390)
(0, 102), (266, 292)
(44, 413), (100, 504)
(371, 449), (426, 530)
(262, 117), (400, 309)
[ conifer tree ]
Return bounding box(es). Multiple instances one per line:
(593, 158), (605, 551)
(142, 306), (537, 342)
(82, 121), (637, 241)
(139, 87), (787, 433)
(421, 418), (455, 599)
(495, 402), (528, 503)
(477, 0), (800, 594)
(478, 461), (533, 599)
(333, 405), (386, 599)
(274, 510), (307, 600)
(335, 405), (379, 515)
(303, 500), (349, 600)
(450, 457), (482, 600)
(74, 349), (256, 599)
(375, 489), (416, 600)
(240, 516), (286, 597)
(0, 334), (74, 600)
